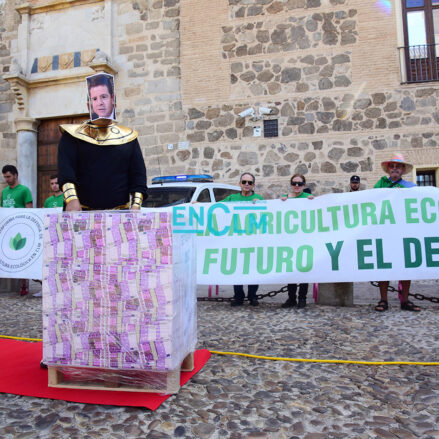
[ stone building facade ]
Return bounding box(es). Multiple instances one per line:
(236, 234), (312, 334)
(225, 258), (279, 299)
(0, 0), (438, 203)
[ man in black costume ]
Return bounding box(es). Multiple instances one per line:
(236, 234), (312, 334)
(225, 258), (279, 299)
(40, 75), (146, 369)
(58, 73), (147, 211)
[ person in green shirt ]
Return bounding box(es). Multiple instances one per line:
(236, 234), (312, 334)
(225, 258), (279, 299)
(1, 164), (33, 296)
(221, 175), (264, 204)
(1, 165), (33, 208)
(373, 154), (420, 313)
(29, 174), (63, 299)
(222, 172), (264, 307)
(280, 174), (314, 309)
(373, 154), (417, 189)
(43, 175), (64, 208)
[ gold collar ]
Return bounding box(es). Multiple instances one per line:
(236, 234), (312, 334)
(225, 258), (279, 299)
(59, 121), (138, 145)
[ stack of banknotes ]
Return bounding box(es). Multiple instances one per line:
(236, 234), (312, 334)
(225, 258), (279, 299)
(42, 211), (197, 372)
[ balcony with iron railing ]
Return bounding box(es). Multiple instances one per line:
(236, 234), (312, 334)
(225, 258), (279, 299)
(398, 43), (439, 83)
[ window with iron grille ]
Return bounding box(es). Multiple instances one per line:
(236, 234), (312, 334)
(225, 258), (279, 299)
(416, 169), (437, 186)
(263, 119), (278, 138)
(399, 1), (439, 83)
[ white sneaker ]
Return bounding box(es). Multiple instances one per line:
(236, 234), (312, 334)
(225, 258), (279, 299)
(33, 290), (42, 297)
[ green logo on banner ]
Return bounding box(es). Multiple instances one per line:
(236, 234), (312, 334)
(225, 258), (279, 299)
(9, 232), (26, 251)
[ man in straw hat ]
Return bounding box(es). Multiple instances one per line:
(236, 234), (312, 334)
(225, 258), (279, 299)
(374, 154), (415, 188)
(373, 153), (420, 312)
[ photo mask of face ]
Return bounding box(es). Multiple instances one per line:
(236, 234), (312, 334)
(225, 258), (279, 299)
(86, 73), (116, 122)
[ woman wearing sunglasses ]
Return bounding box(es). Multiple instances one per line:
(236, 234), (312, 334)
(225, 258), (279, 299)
(280, 174), (314, 309)
(222, 172), (264, 307)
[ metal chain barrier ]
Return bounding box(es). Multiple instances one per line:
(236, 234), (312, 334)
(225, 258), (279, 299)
(197, 285), (289, 302)
(199, 283), (439, 303)
(369, 281), (439, 304)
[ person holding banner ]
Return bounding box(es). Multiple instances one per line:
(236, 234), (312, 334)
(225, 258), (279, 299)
(57, 73), (147, 212)
(280, 174), (314, 309)
(222, 172), (264, 307)
(373, 154), (420, 312)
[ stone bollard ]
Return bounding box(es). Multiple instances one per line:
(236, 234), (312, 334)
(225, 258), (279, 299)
(317, 282), (353, 306)
(0, 278), (19, 293)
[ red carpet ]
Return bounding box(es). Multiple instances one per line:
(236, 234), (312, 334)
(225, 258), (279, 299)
(0, 339), (210, 410)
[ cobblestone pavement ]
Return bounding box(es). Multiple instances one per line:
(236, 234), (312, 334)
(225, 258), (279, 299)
(0, 281), (438, 439)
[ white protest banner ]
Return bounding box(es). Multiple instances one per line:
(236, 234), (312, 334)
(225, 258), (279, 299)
(0, 208), (61, 279)
(2, 189), (439, 285)
(172, 187), (439, 285)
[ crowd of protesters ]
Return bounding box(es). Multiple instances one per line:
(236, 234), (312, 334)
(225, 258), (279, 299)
(221, 153), (422, 313)
(1, 153), (424, 312)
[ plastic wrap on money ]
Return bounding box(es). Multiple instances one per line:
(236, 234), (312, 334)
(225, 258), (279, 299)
(42, 211), (197, 380)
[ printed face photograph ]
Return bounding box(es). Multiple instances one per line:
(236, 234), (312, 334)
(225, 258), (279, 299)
(86, 74), (116, 121)
(89, 85), (114, 118)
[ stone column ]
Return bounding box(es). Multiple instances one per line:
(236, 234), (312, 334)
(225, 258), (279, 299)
(15, 118), (39, 207)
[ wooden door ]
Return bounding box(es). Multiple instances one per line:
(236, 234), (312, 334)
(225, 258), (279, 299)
(37, 116), (87, 207)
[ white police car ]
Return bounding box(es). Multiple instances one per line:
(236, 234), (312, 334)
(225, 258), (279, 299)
(143, 175), (241, 207)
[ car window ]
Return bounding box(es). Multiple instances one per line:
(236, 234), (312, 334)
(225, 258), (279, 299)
(213, 188), (241, 202)
(196, 188), (211, 203)
(143, 187), (196, 207)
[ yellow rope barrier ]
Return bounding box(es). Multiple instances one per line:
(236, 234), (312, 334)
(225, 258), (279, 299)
(209, 350), (439, 366)
(0, 334), (42, 342)
(1, 335), (437, 366)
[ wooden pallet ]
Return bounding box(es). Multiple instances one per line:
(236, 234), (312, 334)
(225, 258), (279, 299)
(48, 352), (194, 394)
